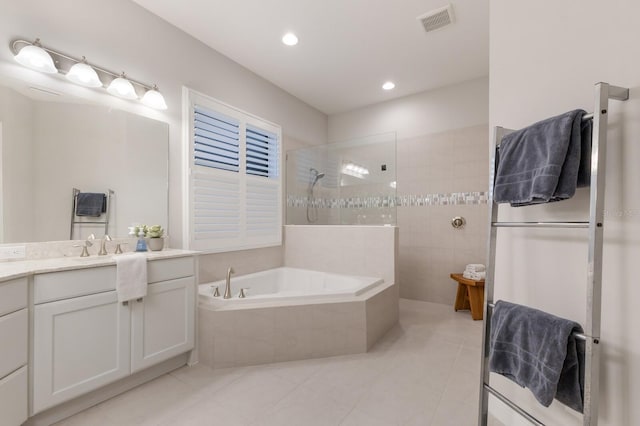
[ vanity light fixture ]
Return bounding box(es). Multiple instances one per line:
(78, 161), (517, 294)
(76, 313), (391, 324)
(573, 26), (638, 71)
(14, 38), (57, 74)
(282, 32), (299, 46)
(11, 38), (168, 110)
(342, 162), (370, 179)
(107, 73), (138, 100)
(141, 85), (168, 110)
(66, 57), (102, 88)
(382, 81), (395, 90)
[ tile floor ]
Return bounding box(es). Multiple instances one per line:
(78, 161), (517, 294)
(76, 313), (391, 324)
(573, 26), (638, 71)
(56, 299), (486, 426)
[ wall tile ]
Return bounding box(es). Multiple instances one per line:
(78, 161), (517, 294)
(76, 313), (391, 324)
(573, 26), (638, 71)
(396, 124), (489, 304)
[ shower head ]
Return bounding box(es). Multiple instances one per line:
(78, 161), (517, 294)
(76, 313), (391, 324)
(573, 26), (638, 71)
(310, 168), (325, 183)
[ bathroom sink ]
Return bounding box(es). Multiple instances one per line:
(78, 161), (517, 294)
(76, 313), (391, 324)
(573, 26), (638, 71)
(70, 256), (113, 262)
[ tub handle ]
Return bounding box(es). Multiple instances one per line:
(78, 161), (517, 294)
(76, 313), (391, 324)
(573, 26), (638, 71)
(211, 285), (220, 297)
(451, 216), (466, 229)
(238, 288), (250, 298)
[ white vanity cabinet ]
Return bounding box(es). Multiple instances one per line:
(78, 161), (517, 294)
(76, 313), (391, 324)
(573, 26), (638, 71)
(0, 277), (28, 426)
(32, 288), (131, 413)
(131, 257), (196, 372)
(32, 256), (196, 414)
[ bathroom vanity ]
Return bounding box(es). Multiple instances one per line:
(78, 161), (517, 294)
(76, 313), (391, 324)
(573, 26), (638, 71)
(0, 249), (198, 426)
(0, 276), (28, 426)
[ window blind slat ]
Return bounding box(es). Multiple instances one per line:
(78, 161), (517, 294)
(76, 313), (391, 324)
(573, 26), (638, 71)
(194, 135), (240, 154)
(194, 107), (239, 130)
(194, 119), (239, 141)
(194, 159), (239, 172)
(194, 105), (240, 173)
(245, 124), (278, 179)
(195, 149), (239, 166)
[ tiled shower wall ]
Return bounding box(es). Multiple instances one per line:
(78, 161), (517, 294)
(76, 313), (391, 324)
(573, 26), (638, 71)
(396, 124), (489, 304)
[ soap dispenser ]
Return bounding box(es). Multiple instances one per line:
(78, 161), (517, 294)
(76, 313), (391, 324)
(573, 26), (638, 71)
(135, 229), (148, 252)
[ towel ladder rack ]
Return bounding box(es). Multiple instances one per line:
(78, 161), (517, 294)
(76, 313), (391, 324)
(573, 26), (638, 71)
(69, 188), (115, 240)
(486, 303), (588, 341)
(479, 82), (629, 426)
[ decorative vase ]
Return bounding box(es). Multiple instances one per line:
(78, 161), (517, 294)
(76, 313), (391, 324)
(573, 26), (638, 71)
(147, 237), (164, 251)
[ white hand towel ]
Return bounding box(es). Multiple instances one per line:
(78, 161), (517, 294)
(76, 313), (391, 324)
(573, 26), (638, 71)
(116, 253), (148, 302)
(463, 270), (486, 281)
(465, 264), (486, 273)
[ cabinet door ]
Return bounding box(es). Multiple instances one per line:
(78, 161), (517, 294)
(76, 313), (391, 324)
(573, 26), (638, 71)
(33, 291), (130, 414)
(0, 366), (27, 426)
(131, 276), (195, 373)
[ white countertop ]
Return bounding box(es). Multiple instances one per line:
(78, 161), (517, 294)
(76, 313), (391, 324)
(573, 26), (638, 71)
(0, 249), (200, 282)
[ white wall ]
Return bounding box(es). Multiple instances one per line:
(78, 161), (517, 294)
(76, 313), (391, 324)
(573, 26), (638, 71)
(490, 1), (640, 425)
(0, 0), (327, 250)
(328, 77), (488, 142)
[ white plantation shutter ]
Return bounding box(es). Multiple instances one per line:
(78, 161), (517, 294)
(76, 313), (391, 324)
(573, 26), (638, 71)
(246, 125), (279, 178)
(193, 107), (240, 172)
(186, 89), (282, 252)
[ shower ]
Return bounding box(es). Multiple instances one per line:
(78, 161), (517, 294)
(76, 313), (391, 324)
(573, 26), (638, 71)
(306, 168), (325, 223)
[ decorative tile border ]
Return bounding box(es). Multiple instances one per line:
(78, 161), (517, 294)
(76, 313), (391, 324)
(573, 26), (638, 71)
(287, 191), (488, 209)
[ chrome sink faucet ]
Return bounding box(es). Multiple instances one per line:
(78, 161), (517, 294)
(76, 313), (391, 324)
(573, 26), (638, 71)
(223, 267), (235, 299)
(99, 234), (112, 256)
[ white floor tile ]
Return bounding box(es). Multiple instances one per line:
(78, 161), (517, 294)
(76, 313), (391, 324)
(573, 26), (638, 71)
(56, 299), (483, 426)
(255, 385), (353, 425)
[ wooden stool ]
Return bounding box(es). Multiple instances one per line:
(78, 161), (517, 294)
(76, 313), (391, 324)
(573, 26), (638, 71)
(449, 273), (485, 320)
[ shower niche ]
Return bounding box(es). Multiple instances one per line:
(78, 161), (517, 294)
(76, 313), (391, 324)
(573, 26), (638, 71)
(285, 132), (396, 225)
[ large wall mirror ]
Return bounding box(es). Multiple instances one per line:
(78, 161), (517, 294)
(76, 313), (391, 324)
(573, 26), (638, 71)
(0, 76), (169, 243)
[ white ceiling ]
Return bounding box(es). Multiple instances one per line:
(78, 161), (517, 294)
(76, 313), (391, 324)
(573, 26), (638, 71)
(133, 0), (489, 115)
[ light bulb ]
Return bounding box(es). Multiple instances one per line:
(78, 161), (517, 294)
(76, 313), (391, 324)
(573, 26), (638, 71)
(14, 41), (57, 74)
(107, 74), (137, 100)
(382, 81), (395, 90)
(282, 32), (298, 46)
(66, 58), (102, 88)
(141, 86), (168, 110)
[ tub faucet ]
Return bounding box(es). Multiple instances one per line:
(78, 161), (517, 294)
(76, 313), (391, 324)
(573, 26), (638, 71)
(223, 267), (235, 299)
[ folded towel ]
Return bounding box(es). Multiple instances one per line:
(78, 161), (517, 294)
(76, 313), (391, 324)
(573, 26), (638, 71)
(489, 300), (585, 413)
(462, 271), (485, 281)
(115, 253), (148, 302)
(494, 110), (592, 207)
(465, 264), (486, 273)
(76, 192), (107, 216)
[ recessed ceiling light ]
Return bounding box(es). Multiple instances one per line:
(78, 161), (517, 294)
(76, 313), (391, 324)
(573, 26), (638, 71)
(382, 81), (395, 90)
(282, 32), (298, 46)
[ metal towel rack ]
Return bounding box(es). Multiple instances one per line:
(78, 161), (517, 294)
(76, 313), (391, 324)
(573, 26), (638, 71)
(479, 82), (629, 426)
(69, 188), (114, 240)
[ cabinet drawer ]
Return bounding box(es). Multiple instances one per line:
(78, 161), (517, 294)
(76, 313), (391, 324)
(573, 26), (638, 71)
(0, 309), (28, 379)
(0, 277), (27, 316)
(0, 366), (28, 426)
(34, 266), (116, 304)
(148, 257), (194, 283)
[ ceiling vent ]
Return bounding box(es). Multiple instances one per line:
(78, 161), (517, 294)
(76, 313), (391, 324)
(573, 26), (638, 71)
(417, 4), (455, 33)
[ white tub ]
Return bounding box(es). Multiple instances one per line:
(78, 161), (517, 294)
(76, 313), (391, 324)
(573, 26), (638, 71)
(198, 267), (384, 306)
(197, 267), (399, 369)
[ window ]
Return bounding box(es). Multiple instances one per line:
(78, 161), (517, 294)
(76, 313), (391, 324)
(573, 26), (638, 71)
(184, 89), (282, 252)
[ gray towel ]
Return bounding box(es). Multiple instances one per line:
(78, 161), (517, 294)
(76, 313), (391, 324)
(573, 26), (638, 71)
(76, 192), (106, 217)
(494, 110), (592, 206)
(489, 300), (585, 413)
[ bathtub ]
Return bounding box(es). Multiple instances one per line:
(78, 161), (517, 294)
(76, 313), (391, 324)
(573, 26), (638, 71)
(197, 267), (399, 369)
(198, 267), (383, 306)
